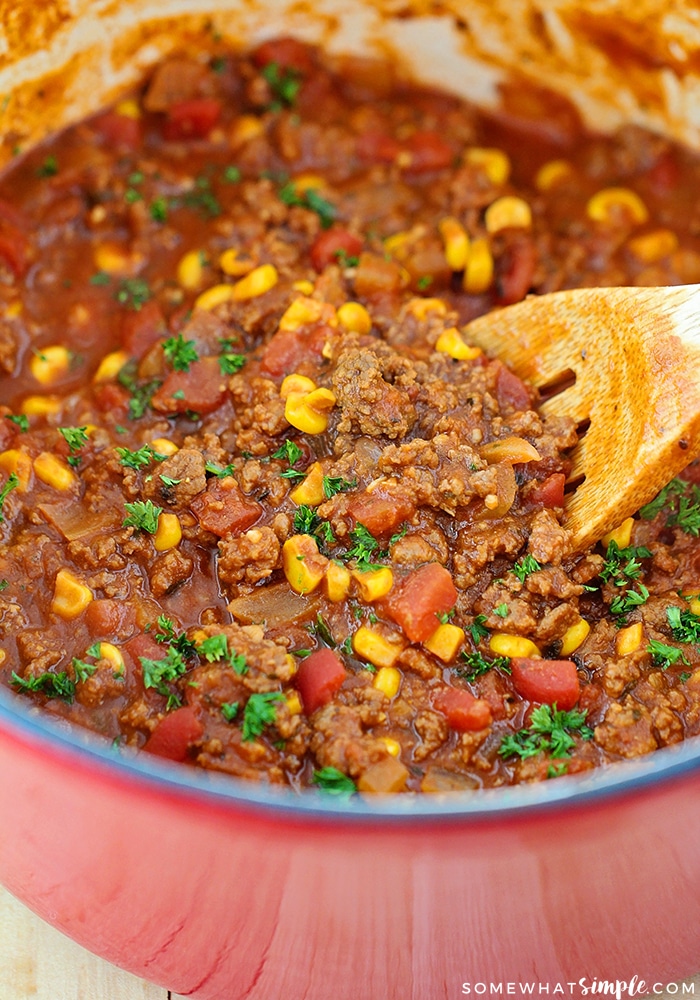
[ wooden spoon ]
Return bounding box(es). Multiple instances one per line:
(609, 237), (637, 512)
(465, 284), (700, 552)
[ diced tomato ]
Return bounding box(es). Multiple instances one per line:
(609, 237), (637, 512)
(402, 130), (454, 174)
(526, 472), (566, 509)
(354, 252), (403, 299)
(92, 111), (143, 151)
(121, 299), (167, 358)
(346, 491), (415, 536)
(151, 356), (227, 415)
(296, 648), (347, 714)
(259, 324), (330, 379)
(163, 98), (222, 141)
(252, 36), (315, 74)
(433, 688), (493, 731)
(144, 707), (204, 762)
(310, 228), (364, 272)
(497, 235), (537, 306)
(384, 563), (458, 643)
(356, 129), (401, 165)
(85, 599), (137, 639)
(510, 657), (581, 711)
(0, 231), (29, 279)
(495, 363), (533, 412)
(190, 478), (262, 537)
(93, 381), (131, 418)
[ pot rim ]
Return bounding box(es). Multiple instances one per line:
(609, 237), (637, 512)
(1, 685), (698, 825)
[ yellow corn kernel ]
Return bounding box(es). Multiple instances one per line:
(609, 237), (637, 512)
(617, 622), (643, 656)
(463, 238), (494, 294)
(282, 534), (328, 594)
(20, 395), (61, 416)
(627, 229), (679, 264)
(284, 653), (298, 676)
(689, 597), (700, 617)
(381, 737), (401, 757)
(384, 231), (412, 257)
(438, 216), (470, 271)
(424, 622), (465, 662)
(194, 283), (235, 311)
(290, 461), (325, 505)
(219, 248), (255, 277)
(587, 187), (648, 225)
(286, 691), (303, 715)
(115, 99), (141, 120)
(5, 300), (22, 319)
(149, 437), (179, 457)
(465, 146), (511, 185)
(280, 373), (316, 398)
(489, 634), (540, 658)
(177, 250), (205, 291)
(94, 243), (132, 275)
(337, 302), (372, 335)
(293, 172), (326, 193)
(285, 388), (336, 435)
(279, 296), (327, 331)
(559, 617), (591, 656)
(373, 665), (402, 699)
(480, 436), (542, 465)
(231, 264), (278, 301)
(0, 649), (5, 666)
(601, 517), (635, 550)
(98, 642), (125, 673)
(484, 196), (532, 234)
(326, 561), (352, 602)
(353, 626), (404, 669)
(29, 345), (70, 386)
(154, 511), (182, 552)
(535, 159), (573, 191)
(0, 449), (32, 491)
(406, 297), (447, 320)
(93, 349), (129, 383)
(231, 114), (264, 146)
(435, 326), (483, 361)
(33, 452), (77, 491)
(293, 279), (314, 295)
(51, 569), (93, 620)
(352, 566), (394, 602)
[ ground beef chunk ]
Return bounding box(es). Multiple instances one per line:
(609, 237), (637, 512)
(0, 318), (18, 375)
(144, 448), (207, 508)
(0, 598), (27, 636)
(311, 703), (390, 777)
(413, 709), (449, 760)
(332, 346), (417, 440)
(453, 520), (527, 589)
(527, 509), (572, 565)
(594, 697), (658, 758)
(218, 526), (281, 593)
(149, 548), (194, 597)
(16, 630), (65, 676)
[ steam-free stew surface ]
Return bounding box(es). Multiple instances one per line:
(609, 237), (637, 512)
(2, 37), (700, 794)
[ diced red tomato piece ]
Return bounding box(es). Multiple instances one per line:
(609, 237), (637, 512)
(163, 98), (222, 141)
(121, 299), (167, 358)
(495, 363), (533, 412)
(259, 324), (330, 379)
(93, 382), (131, 418)
(402, 130), (454, 174)
(252, 36), (315, 74)
(433, 687), (493, 731)
(190, 478), (262, 537)
(296, 648), (347, 714)
(310, 228), (364, 272)
(346, 491), (415, 536)
(356, 129), (401, 165)
(497, 235), (537, 306)
(526, 473), (566, 509)
(510, 657), (581, 711)
(0, 231), (29, 279)
(384, 563), (458, 643)
(151, 356), (227, 415)
(144, 707), (204, 762)
(92, 111), (143, 150)
(85, 599), (137, 639)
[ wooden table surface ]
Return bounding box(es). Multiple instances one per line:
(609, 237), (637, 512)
(1, 882), (698, 999)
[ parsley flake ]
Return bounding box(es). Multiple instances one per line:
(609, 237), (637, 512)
(311, 767), (357, 797)
(499, 704), (593, 761)
(241, 691), (284, 741)
(163, 332), (199, 372)
(513, 555), (541, 583)
(11, 670), (75, 702)
(322, 475), (357, 499)
(123, 499), (163, 534)
(647, 639), (690, 670)
(0, 472), (19, 522)
(5, 413), (28, 432)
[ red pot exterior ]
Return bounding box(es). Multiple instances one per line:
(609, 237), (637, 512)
(1, 716), (699, 999)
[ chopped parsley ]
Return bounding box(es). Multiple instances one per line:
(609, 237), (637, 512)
(334, 248), (359, 268)
(160, 474), (181, 488)
(494, 603), (509, 618)
(647, 639), (689, 670)
(640, 478), (700, 537)
(140, 646), (189, 702)
(241, 691), (284, 741)
(499, 704), (593, 761)
(278, 181), (336, 229)
(163, 332), (199, 372)
(223, 165), (241, 183)
(456, 650), (510, 682)
(115, 277), (152, 311)
(205, 461), (235, 478)
(416, 275), (433, 290)
(115, 444), (165, 470)
(90, 271), (111, 286)
(197, 634), (248, 674)
(345, 523), (380, 568)
(272, 439), (304, 467)
(149, 197), (168, 222)
(181, 174), (221, 219)
(311, 767), (357, 797)
(221, 702), (240, 723)
(0, 472), (19, 522)
(11, 670), (75, 702)
(123, 499), (163, 534)
(261, 61), (301, 109)
(0, 580), (8, 592)
(322, 475), (357, 499)
(513, 555), (541, 583)
(71, 657), (97, 683)
(293, 505), (335, 548)
(218, 351), (247, 375)
(36, 154), (58, 178)
(5, 413), (28, 432)
(609, 583), (649, 617)
(310, 613), (336, 648)
(667, 605), (700, 645)
(58, 426), (89, 466)
(469, 614), (490, 644)
(117, 361), (161, 419)
(600, 540), (652, 586)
